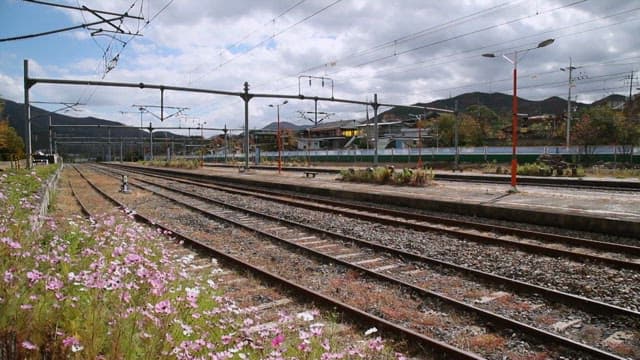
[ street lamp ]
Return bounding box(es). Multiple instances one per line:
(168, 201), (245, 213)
(268, 100), (288, 174)
(482, 38), (555, 192)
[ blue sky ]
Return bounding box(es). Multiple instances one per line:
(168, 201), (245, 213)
(1, 0), (639, 135)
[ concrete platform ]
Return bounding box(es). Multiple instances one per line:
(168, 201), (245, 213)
(117, 163), (640, 238)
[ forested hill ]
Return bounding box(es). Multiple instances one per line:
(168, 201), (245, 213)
(379, 91), (601, 120)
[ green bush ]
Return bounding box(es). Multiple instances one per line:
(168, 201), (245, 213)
(340, 167), (434, 187)
(517, 162), (553, 176)
(142, 159), (201, 169)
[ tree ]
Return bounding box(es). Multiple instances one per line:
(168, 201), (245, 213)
(0, 121), (26, 161)
(465, 104), (501, 140)
(434, 114), (456, 147)
(572, 106), (631, 159)
(614, 115), (640, 161)
(457, 113), (484, 146)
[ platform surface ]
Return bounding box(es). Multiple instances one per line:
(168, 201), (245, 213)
(190, 166), (640, 224)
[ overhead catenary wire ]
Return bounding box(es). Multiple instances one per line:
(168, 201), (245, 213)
(255, 0), (524, 90)
(261, 3), (639, 100)
(193, 0), (343, 84)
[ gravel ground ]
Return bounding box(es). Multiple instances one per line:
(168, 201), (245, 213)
(113, 172), (639, 358)
(152, 179), (640, 313)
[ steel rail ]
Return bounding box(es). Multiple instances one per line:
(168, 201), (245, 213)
(144, 166), (640, 256)
(72, 165), (482, 359)
(105, 163), (640, 271)
(95, 165), (629, 360)
(100, 164), (640, 319)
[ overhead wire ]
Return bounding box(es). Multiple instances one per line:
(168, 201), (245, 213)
(255, 0), (523, 90)
(194, 0), (343, 84)
(226, 0), (307, 53)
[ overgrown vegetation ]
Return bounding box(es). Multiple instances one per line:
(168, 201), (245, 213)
(1, 166), (403, 359)
(142, 159), (201, 169)
(340, 167), (434, 186)
(516, 162), (585, 177)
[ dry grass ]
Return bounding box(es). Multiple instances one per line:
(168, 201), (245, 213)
(533, 314), (558, 326)
(578, 325), (603, 344)
(504, 352), (551, 360)
(468, 333), (506, 352)
(608, 342), (639, 357)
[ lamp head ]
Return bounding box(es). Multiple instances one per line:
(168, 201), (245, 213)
(283, 100), (288, 105)
(482, 53), (496, 58)
(537, 38), (554, 48)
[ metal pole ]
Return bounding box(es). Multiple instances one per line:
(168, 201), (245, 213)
(277, 105), (282, 174)
(24, 59), (32, 168)
(120, 137), (123, 162)
(48, 115), (53, 154)
(243, 82), (250, 170)
(223, 124), (228, 163)
(417, 125), (423, 169)
(566, 57), (573, 149)
(149, 122), (154, 160)
(373, 93), (379, 166)
(107, 128), (111, 161)
(454, 100), (459, 170)
(139, 109), (143, 160)
(511, 54), (519, 191)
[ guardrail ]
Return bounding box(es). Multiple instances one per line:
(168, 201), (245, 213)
(33, 162), (64, 232)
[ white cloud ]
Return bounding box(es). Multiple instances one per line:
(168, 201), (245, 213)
(3, 0), (639, 131)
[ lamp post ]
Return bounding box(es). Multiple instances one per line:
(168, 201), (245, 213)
(269, 100), (288, 174)
(482, 38), (555, 192)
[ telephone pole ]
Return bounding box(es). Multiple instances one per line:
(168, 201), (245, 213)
(561, 58), (578, 149)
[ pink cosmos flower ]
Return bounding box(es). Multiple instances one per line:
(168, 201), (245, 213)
(62, 336), (79, 347)
(3, 270), (14, 283)
(154, 299), (172, 314)
(21, 341), (36, 350)
(310, 323), (324, 337)
(271, 334), (284, 347)
(46, 277), (64, 291)
(221, 335), (233, 345)
(26, 270), (43, 285)
(297, 340), (311, 352)
(124, 253), (142, 264)
(368, 337), (384, 351)
(321, 339), (331, 351)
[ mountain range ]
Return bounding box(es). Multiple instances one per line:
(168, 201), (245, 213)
(1, 92), (628, 152)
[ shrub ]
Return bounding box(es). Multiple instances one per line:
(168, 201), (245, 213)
(517, 162), (552, 176)
(142, 159), (201, 169)
(340, 167), (434, 187)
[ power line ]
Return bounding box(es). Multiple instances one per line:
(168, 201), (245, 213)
(255, 1), (522, 89)
(226, 0), (307, 52)
(304, 5), (640, 93)
(1, 1), (143, 42)
(348, 0), (587, 69)
(294, 1), (520, 76)
(196, 0), (343, 82)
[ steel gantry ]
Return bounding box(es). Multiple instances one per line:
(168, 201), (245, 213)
(23, 59), (453, 169)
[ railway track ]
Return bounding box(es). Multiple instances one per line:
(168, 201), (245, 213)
(107, 163), (640, 271)
(86, 164), (639, 359)
(68, 165), (478, 359)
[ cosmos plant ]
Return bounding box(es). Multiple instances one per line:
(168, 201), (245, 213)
(0, 166), (405, 359)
